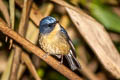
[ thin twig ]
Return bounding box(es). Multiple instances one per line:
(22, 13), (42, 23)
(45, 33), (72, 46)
(15, 0), (43, 26)
(0, 0), (10, 27)
(15, 1), (43, 79)
(1, 50), (14, 80)
(17, 21), (39, 80)
(18, 0), (33, 36)
(21, 52), (41, 80)
(17, 63), (26, 80)
(9, 46), (22, 80)
(9, 0), (33, 80)
(78, 59), (99, 80)
(0, 0), (10, 42)
(9, 0), (15, 49)
(0, 18), (83, 80)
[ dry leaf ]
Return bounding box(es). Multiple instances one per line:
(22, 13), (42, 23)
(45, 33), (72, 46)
(66, 7), (120, 78)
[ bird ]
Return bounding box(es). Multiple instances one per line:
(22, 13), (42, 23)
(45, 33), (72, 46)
(39, 16), (81, 71)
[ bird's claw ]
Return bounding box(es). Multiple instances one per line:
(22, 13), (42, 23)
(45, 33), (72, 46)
(42, 53), (49, 58)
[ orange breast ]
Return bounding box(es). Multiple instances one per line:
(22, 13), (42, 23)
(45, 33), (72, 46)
(39, 32), (70, 55)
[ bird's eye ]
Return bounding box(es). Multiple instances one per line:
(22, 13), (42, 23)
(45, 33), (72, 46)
(48, 24), (51, 27)
(48, 23), (55, 27)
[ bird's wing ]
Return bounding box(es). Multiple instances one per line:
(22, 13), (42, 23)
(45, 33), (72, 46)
(61, 26), (76, 57)
(60, 26), (76, 57)
(60, 26), (81, 70)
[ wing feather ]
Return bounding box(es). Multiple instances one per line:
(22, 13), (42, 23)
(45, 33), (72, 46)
(60, 26), (76, 57)
(60, 26), (81, 70)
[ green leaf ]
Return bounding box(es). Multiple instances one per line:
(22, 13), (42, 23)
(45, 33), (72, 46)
(37, 69), (45, 78)
(90, 3), (120, 33)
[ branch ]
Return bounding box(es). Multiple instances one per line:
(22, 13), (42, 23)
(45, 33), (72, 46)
(9, 0), (33, 80)
(0, 18), (83, 80)
(21, 52), (41, 80)
(0, 0), (10, 43)
(15, 0), (43, 26)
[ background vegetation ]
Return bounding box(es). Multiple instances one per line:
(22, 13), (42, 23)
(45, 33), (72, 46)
(0, 0), (120, 80)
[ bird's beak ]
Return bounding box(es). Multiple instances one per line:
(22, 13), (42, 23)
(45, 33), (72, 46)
(54, 22), (61, 30)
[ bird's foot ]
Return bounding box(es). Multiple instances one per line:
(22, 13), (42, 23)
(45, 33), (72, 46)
(42, 53), (49, 58)
(59, 55), (63, 64)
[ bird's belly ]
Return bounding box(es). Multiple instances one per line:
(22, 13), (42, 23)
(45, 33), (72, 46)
(39, 35), (70, 55)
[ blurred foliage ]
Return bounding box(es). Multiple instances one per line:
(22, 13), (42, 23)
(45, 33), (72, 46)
(37, 69), (45, 78)
(0, 0), (120, 80)
(90, 2), (120, 33)
(45, 71), (67, 80)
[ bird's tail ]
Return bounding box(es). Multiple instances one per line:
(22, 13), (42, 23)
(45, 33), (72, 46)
(65, 51), (81, 71)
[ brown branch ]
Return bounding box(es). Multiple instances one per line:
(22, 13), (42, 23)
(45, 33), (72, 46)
(17, 63), (26, 80)
(15, 1), (49, 79)
(17, 21), (40, 80)
(78, 59), (99, 80)
(1, 50), (14, 80)
(15, 0), (43, 26)
(109, 32), (120, 42)
(18, 0), (32, 36)
(21, 52), (41, 80)
(9, 46), (21, 80)
(9, 0), (33, 80)
(15, 1), (97, 80)
(0, 0), (10, 43)
(0, 18), (83, 80)
(9, 0), (15, 49)
(0, 0), (10, 27)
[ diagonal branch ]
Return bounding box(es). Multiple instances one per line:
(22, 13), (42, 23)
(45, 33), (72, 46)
(0, 18), (83, 80)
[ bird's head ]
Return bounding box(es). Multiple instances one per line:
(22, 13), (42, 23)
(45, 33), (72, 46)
(39, 16), (59, 34)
